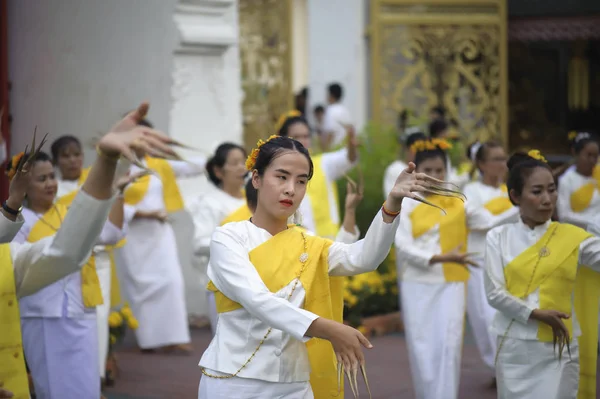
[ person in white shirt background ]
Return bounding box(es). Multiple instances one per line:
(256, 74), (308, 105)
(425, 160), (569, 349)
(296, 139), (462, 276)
(197, 134), (444, 399)
(383, 128), (427, 198)
(321, 82), (352, 151)
(484, 150), (600, 399)
(557, 131), (600, 230)
(462, 140), (517, 379)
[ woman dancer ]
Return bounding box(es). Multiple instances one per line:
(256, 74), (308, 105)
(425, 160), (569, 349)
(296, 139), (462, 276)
(198, 135), (448, 398)
(394, 138), (518, 399)
(189, 143), (247, 333)
(485, 150), (600, 399)
(557, 131), (600, 229)
(462, 140), (512, 374)
(120, 132), (206, 353)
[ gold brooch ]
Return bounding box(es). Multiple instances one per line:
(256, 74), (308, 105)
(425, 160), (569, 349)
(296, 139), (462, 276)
(539, 247), (551, 257)
(299, 253), (308, 263)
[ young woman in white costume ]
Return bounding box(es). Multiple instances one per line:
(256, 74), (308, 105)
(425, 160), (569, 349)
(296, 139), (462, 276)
(485, 150), (600, 399)
(198, 134), (445, 399)
(394, 138), (518, 399)
(189, 142), (247, 333)
(119, 125), (206, 353)
(462, 141), (514, 374)
(557, 131), (600, 229)
(0, 102), (181, 399)
(51, 134), (130, 384)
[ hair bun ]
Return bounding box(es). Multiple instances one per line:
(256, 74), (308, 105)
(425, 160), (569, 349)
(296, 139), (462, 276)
(507, 149), (547, 171)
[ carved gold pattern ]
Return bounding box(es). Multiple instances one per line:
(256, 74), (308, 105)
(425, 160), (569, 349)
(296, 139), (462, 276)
(370, 0), (508, 145)
(239, 0), (293, 150)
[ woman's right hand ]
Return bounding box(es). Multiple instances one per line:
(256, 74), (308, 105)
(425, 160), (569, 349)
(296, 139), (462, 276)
(432, 245), (479, 267)
(307, 318), (372, 370)
(530, 309), (570, 339)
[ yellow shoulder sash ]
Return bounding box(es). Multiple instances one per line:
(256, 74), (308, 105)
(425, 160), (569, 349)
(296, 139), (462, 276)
(410, 196), (468, 282)
(307, 154), (340, 239)
(27, 205), (103, 307)
(0, 244), (30, 398)
(220, 204), (252, 226)
(504, 223), (591, 341)
(483, 185), (513, 215)
(569, 165), (600, 212)
(55, 167), (90, 207)
(147, 157), (184, 213)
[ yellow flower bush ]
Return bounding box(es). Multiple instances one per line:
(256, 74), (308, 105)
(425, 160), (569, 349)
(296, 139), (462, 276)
(343, 249), (399, 328)
(108, 312), (123, 327)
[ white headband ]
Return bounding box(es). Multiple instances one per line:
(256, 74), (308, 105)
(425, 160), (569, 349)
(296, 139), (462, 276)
(469, 142), (482, 162)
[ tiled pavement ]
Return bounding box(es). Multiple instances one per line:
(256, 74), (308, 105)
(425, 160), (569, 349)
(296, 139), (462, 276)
(105, 326), (599, 399)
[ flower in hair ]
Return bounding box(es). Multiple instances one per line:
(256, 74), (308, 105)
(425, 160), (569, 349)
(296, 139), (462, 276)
(5, 152), (24, 181)
(568, 131), (578, 141)
(527, 149), (547, 163)
(410, 138), (453, 154)
(245, 135), (279, 171)
(275, 110), (302, 133)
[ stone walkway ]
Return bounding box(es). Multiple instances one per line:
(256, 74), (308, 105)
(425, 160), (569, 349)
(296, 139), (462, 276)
(105, 326), (599, 398)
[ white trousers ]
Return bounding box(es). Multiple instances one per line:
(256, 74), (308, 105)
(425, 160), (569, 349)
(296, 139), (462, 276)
(495, 337), (579, 399)
(466, 265), (497, 370)
(198, 373), (313, 399)
(95, 252), (112, 379)
(401, 280), (466, 399)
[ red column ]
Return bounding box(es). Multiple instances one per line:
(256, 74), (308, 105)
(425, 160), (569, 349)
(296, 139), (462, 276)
(0, 0), (10, 200)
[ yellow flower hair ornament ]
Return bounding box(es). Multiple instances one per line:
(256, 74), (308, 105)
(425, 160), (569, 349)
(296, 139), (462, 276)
(568, 130), (578, 141)
(245, 134), (279, 171)
(527, 149), (547, 163)
(275, 110), (303, 133)
(409, 138), (453, 154)
(5, 152), (24, 181)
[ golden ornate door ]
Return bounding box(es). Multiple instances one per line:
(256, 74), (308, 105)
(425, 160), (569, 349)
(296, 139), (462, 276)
(239, 0), (293, 149)
(369, 0), (508, 144)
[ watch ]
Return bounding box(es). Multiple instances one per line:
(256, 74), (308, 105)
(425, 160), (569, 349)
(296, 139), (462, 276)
(2, 201), (22, 216)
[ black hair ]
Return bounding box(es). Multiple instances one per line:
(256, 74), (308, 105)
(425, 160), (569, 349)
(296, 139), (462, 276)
(327, 83), (343, 101)
(278, 115), (310, 137)
(506, 152), (552, 205)
(570, 131), (599, 154)
(253, 136), (313, 180)
(6, 150), (52, 177)
(405, 131), (427, 148)
(245, 178), (257, 211)
(205, 143), (246, 187)
(314, 105), (325, 114)
(429, 119), (448, 138)
(50, 135), (81, 163)
(431, 106), (446, 118)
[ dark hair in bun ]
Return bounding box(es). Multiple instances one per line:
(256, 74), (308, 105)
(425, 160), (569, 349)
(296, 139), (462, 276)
(506, 151), (551, 205)
(569, 131), (598, 154)
(206, 143), (246, 187)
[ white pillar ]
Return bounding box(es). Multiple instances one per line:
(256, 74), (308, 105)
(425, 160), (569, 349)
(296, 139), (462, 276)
(169, 0), (242, 319)
(170, 0), (243, 202)
(307, 0), (367, 129)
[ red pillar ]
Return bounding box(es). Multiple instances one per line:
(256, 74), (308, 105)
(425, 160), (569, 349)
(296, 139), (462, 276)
(0, 0), (10, 200)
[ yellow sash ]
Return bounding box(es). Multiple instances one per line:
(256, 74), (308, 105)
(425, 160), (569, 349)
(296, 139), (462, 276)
(220, 204), (253, 226)
(27, 205), (103, 307)
(55, 169), (125, 307)
(0, 245), (30, 399)
(308, 154), (340, 239)
(207, 227), (341, 398)
(483, 186), (513, 216)
(55, 167), (90, 207)
(569, 165), (600, 212)
(410, 196), (469, 282)
(123, 157), (184, 213)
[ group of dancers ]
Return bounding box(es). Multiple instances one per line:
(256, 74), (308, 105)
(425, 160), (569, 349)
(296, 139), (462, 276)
(1, 102), (600, 399)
